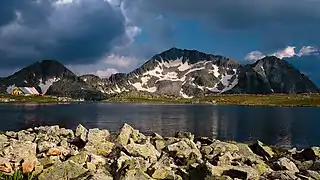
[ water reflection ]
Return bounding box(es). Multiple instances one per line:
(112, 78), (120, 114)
(0, 103), (320, 148)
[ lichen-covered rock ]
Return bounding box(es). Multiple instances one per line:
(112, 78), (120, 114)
(117, 123), (146, 146)
(175, 132), (195, 141)
(69, 152), (88, 165)
(38, 160), (89, 180)
(3, 140), (37, 162)
(123, 169), (153, 180)
(152, 166), (182, 180)
(38, 156), (61, 168)
(22, 159), (36, 173)
(38, 141), (57, 152)
(17, 131), (36, 142)
(85, 141), (114, 157)
(87, 128), (110, 144)
(59, 128), (75, 140)
(167, 139), (202, 160)
(275, 157), (299, 173)
(267, 170), (297, 180)
(124, 141), (160, 162)
(210, 141), (239, 157)
(76, 124), (88, 142)
(250, 140), (274, 160)
(88, 168), (113, 180)
(0, 157), (12, 173)
(117, 152), (151, 172)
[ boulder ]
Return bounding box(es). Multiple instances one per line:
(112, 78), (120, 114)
(0, 157), (12, 174)
(152, 166), (182, 180)
(117, 152), (151, 172)
(76, 124), (88, 142)
(124, 141), (160, 162)
(87, 128), (110, 144)
(275, 157), (299, 173)
(85, 141), (114, 157)
(305, 170), (320, 179)
(38, 156), (61, 168)
(296, 147), (320, 161)
(58, 128), (75, 140)
(38, 160), (89, 180)
(249, 141), (274, 160)
(22, 159), (36, 173)
(267, 170), (298, 180)
(210, 141), (239, 157)
(38, 141), (57, 152)
(3, 140), (37, 162)
(175, 132), (195, 141)
(123, 169), (153, 180)
(69, 152), (88, 165)
(117, 124), (146, 146)
(167, 139), (202, 160)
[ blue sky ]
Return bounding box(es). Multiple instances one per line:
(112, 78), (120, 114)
(0, 0), (320, 84)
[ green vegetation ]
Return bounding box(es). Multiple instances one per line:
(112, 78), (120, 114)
(0, 170), (34, 180)
(106, 92), (320, 107)
(0, 94), (76, 103)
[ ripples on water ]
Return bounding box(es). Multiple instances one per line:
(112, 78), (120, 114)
(0, 103), (319, 148)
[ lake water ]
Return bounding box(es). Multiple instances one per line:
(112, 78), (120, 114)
(0, 103), (320, 148)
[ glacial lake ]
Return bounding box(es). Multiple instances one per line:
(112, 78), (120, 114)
(0, 103), (320, 148)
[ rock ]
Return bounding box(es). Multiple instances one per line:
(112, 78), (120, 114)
(117, 152), (151, 172)
(210, 141), (239, 157)
(87, 128), (110, 144)
(296, 160), (313, 171)
(38, 141), (57, 152)
(22, 159), (36, 173)
(154, 140), (166, 152)
(38, 160), (89, 180)
(216, 151), (234, 166)
(59, 128), (75, 140)
(206, 162), (260, 179)
(297, 147), (320, 161)
(267, 170), (298, 180)
(249, 140), (274, 160)
(117, 123), (146, 146)
(3, 140), (37, 162)
(201, 146), (213, 156)
(167, 139), (202, 160)
(123, 169), (153, 180)
(124, 141), (160, 162)
(305, 170), (320, 179)
(76, 124), (88, 142)
(46, 148), (61, 156)
(0, 157), (12, 173)
(39, 156), (61, 168)
(275, 157), (299, 173)
(17, 131), (36, 142)
(152, 166), (181, 180)
(151, 133), (163, 140)
(88, 168), (113, 180)
(69, 152), (88, 165)
(175, 132), (194, 141)
(0, 134), (8, 142)
(85, 141), (114, 157)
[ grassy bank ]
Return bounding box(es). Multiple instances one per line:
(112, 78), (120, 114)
(0, 94), (76, 103)
(106, 93), (320, 107)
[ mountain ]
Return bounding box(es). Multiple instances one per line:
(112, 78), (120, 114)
(229, 56), (319, 93)
(104, 48), (240, 97)
(103, 48), (318, 97)
(0, 48), (318, 99)
(0, 60), (105, 100)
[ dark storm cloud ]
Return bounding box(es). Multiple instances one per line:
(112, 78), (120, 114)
(139, 0), (320, 51)
(0, 0), (126, 68)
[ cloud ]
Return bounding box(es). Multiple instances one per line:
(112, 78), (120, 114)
(94, 68), (118, 78)
(0, 0), (128, 69)
(245, 45), (319, 61)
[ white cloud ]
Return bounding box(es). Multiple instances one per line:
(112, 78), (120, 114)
(94, 68), (118, 78)
(245, 51), (266, 61)
(245, 45), (319, 62)
(103, 54), (136, 68)
(298, 46), (319, 56)
(270, 46), (296, 59)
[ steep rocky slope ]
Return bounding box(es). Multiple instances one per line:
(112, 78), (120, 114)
(104, 48), (318, 97)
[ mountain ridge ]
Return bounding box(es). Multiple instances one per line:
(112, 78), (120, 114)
(0, 48), (318, 99)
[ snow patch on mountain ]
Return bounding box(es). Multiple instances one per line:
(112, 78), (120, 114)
(39, 77), (60, 94)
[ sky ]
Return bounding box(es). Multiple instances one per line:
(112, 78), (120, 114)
(0, 0), (320, 83)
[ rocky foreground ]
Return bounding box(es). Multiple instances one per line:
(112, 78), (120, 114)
(0, 124), (320, 179)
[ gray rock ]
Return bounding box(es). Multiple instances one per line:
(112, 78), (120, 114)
(38, 141), (57, 152)
(275, 157), (299, 173)
(249, 140), (274, 160)
(123, 169), (153, 180)
(87, 128), (110, 144)
(117, 152), (151, 172)
(267, 170), (298, 180)
(124, 141), (160, 162)
(305, 170), (320, 179)
(38, 160), (89, 180)
(3, 140), (37, 162)
(175, 132), (195, 141)
(117, 123), (146, 146)
(76, 124), (88, 142)
(167, 139), (202, 160)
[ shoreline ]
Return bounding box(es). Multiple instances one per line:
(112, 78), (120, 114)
(0, 124), (319, 179)
(2, 94), (320, 107)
